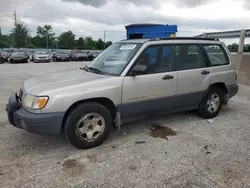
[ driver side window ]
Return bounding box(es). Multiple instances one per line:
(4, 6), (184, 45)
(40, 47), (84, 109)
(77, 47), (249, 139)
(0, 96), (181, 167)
(133, 45), (173, 75)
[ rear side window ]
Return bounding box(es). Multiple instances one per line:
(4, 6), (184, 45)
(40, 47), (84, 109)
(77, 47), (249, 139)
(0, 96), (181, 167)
(174, 44), (206, 71)
(203, 45), (229, 66)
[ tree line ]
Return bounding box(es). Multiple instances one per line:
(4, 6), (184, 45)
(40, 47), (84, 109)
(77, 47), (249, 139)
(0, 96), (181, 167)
(0, 23), (112, 50)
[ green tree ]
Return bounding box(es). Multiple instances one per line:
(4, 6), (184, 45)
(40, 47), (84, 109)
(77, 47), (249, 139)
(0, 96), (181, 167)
(0, 35), (10, 48)
(96, 38), (104, 50)
(105, 41), (112, 49)
(227, 43), (238, 52)
(85, 37), (96, 49)
(36, 25), (55, 48)
(58, 30), (75, 49)
(11, 23), (29, 48)
(75, 37), (85, 49)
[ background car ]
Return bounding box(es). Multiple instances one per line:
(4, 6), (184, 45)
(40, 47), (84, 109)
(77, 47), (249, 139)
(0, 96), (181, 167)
(72, 50), (89, 61)
(0, 52), (4, 64)
(9, 52), (29, 63)
(88, 50), (103, 60)
(1, 51), (10, 63)
(52, 51), (70, 62)
(33, 51), (51, 63)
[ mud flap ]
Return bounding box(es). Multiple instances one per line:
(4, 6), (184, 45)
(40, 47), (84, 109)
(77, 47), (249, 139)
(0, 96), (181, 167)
(114, 112), (121, 130)
(223, 93), (229, 106)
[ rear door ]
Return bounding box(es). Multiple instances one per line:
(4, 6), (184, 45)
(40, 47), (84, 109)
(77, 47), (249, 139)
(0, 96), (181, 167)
(121, 45), (177, 119)
(173, 44), (210, 109)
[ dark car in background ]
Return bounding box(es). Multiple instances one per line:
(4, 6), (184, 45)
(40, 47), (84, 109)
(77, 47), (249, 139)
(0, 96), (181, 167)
(88, 50), (103, 60)
(52, 51), (70, 62)
(33, 51), (51, 63)
(9, 52), (29, 63)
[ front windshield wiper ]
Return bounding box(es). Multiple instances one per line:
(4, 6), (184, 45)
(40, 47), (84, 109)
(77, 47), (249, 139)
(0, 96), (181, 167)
(87, 66), (103, 74)
(80, 65), (103, 74)
(80, 65), (89, 72)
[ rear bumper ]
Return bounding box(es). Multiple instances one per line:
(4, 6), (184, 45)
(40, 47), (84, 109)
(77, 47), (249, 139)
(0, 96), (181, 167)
(227, 84), (239, 98)
(6, 93), (64, 135)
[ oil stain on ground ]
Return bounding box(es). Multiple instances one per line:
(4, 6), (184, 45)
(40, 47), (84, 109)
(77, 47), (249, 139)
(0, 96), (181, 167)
(150, 123), (177, 140)
(62, 159), (85, 175)
(63, 159), (78, 169)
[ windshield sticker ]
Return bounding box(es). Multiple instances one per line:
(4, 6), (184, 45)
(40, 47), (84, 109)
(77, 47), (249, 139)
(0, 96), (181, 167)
(120, 45), (137, 50)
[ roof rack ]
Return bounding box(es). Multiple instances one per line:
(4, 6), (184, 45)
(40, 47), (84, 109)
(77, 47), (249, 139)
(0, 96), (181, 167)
(149, 37), (219, 41)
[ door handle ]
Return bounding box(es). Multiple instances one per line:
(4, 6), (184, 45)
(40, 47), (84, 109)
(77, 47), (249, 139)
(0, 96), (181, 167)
(162, 75), (174, 80)
(201, 70), (210, 75)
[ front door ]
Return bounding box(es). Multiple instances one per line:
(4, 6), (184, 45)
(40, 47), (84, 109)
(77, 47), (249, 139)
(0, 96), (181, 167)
(121, 45), (177, 119)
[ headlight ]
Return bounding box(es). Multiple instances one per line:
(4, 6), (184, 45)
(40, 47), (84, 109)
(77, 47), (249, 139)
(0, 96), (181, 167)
(23, 95), (49, 109)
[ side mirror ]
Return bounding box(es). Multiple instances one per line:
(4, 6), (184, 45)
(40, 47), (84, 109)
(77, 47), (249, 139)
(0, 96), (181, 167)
(131, 65), (147, 76)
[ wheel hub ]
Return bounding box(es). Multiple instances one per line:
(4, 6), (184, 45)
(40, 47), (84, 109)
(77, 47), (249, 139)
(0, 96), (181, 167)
(207, 93), (220, 113)
(76, 113), (105, 142)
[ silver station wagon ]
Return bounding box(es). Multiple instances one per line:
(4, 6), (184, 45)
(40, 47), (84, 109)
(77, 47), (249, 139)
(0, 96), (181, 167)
(6, 37), (239, 149)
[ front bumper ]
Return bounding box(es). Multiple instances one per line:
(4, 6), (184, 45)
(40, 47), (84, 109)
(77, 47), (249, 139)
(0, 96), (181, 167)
(10, 58), (28, 63)
(34, 58), (51, 62)
(6, 93), (64, 135)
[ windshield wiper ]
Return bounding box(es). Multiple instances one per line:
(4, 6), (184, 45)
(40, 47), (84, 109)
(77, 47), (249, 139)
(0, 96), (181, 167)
(87, 66), (103, 74)
(80, 65), (89, 72)
(80, 65), (103, 74)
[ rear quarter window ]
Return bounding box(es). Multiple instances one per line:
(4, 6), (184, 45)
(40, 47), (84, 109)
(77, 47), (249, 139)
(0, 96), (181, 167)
(203, 44), (229, 66)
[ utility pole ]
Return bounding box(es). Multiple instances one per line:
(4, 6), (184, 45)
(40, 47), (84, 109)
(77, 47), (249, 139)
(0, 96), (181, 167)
(46, 30), (48, 50)
(104, 30), (106, 50)
(14, 10), (17, 27)
(14, 10), (17, 48)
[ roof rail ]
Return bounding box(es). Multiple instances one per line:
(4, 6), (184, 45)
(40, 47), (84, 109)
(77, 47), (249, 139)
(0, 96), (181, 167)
(149, 37), (219, 41)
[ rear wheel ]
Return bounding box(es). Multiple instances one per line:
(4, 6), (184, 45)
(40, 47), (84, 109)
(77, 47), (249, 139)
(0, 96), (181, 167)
(64, 102), (113, 149)
(198, 86), (223, 119)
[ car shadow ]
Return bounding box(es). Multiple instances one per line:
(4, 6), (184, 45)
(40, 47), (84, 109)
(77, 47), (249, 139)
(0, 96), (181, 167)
(10, 106), (233, 151)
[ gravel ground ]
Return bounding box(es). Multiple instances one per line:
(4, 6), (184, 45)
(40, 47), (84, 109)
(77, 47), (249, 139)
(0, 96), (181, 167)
(0, 62), (250, 188)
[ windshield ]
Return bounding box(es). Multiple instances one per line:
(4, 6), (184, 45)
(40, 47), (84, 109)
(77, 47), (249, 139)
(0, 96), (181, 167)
(12, 52), (25, 56)
(56, 51), (68, 55)
(87, 43), (142, 76)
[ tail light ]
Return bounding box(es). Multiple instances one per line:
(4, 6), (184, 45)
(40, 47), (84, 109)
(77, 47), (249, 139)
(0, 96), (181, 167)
(235, 72), (238, 81)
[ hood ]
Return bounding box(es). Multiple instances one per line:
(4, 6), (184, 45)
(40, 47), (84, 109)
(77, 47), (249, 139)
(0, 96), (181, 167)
(34, 54), (49, 58)
(23, 68), (110, 95)
(57, 54), (68, 57)
(11, 54), (26, 59)
(74, 53), (88, 57)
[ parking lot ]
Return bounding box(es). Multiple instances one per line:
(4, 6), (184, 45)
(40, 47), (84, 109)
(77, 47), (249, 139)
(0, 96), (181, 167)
(0, 62), (250, 188)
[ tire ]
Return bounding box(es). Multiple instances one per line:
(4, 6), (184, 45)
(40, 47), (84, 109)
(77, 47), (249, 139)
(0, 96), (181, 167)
(64, 102), (113, 149)
(198, 86), (223, 119)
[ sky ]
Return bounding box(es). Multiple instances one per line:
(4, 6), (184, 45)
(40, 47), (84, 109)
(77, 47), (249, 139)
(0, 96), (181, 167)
(0, 0), (250, 44)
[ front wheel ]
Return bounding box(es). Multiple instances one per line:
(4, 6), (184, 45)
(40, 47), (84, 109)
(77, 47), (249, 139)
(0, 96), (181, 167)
(64, 102), (113, 149)
(198, 86), (223, 119)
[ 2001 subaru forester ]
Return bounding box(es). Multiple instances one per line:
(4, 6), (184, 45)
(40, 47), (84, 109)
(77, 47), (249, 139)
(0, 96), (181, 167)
(6, 37), (239, 149)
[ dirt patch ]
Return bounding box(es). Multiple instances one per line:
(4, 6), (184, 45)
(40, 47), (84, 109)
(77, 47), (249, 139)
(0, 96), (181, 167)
(86, 154), (97, 163)
(150, 124), (177, 140)
(128, 164), (137, 171)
